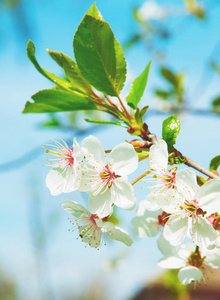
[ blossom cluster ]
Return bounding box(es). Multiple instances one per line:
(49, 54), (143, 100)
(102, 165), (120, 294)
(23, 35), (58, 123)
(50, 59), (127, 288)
(44, 136), (220, 285)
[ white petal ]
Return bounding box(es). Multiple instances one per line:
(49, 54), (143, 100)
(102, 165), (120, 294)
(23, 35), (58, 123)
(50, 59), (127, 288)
(132, 215), (160, 238)
(61, 201), (90, 218)
(215, 236), (220, 248)
(73, 137), (84, 162)
(178, 266), (203, 285)
(205, 248), (220, 268)
(111, 179), (136, 210)
(158, 256), (186, 269)
(78, 163), (99, 192)
(163, 216), (189, 246)
(78, 224), (102, 248)
(178, 242), (197, 260)
(142, 190), (163, 211)
(149, 139), (168, 172)
(136, 200), (160, 218)
(198, 179), (220, 215)
(144, 189), (183, 213)
(101, 221), (133, 246)
(82, 135), (106, 167)
(109, 143), (138, 176)
(88, 189), (113, 218)
(192, 216), (216, 249)
(157, 233), (178, 257)
(46, 166), (80, 195)
(176, 169), (198, 201)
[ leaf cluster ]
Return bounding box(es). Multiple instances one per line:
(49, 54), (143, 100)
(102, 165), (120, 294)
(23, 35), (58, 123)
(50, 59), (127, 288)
(23, 3), (152, 132)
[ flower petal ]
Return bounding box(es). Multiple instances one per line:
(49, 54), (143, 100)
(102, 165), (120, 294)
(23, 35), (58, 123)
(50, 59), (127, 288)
(82, 135), (106, 167)
(78, 163), (100, 192)
(46, 166), (80, 195)
(132, 215), (160, 238)
(163, 216), (189, 246)
(178, 266), (203, 285)
(149, 140), (168, 172)
(109, 143), (138, 176)
(205, 248), (220, 268)
(192, 216), (216, 249)
(158, 256), (186, 269)
(111, 179), (136, 210)
(136, 200), (160, 218)
(215, 236), (220, 248)
(197, 179), (220, 215)
(101, 221), (133, 246)
(88, 188), (113, 218)
(176, 169), (198, 201)
(61, 201), (90, 218)
(144, 189), (183, 213)
(73, 137), (84, 163)
(178, 242), (197, 260)
(157, 233), (178, 257)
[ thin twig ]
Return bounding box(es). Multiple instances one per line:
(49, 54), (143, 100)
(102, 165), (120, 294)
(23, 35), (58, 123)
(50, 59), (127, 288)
(138, 155), (149, 162)
(117, 94), (132, 122)
(184, 157), (219, 180)
(131, 170), (151, 185)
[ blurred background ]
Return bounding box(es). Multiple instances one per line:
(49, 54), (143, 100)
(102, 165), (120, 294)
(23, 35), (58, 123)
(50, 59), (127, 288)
(1, 0), (220, 299)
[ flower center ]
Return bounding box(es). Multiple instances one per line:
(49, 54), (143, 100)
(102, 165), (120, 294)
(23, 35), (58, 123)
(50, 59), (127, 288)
(181, 200), (206, 217)
(68, 214), (106, 249)
(207, 213), (220, 231)
(188, 250), (206, 268)
(100, 165), (116, 187)
(43, 138), (74, 169)
(158, 211), (170, 226)
(152, 167), (177, 191)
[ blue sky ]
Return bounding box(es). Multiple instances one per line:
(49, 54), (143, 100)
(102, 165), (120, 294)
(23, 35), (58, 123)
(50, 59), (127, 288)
(1, 0), (220, 299)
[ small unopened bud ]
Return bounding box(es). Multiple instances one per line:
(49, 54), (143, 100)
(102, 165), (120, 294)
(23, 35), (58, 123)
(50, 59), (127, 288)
(129, 139), (151, 149)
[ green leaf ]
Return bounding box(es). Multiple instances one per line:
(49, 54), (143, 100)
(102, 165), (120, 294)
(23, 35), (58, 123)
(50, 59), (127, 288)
(212, 96), (220, 107)
(46, 49), (93, 94)
(86, 4), (127, 94)
(23, 88), (97, 113)
(211, 61), (220, 75)
(41, 114), (62, 128)
(162, 115), (180, 152)
(74, 13), (126, 96)
(86, 3), (102, 19)
(126, 61), (151, 109)
(26, 40), (72, 91)
(124, 34), (143, 50)
(209, 155), (220, 171)
(160, 67), (178, 87)
(84, 118), (127, 128)
(155, 89), (171, 100)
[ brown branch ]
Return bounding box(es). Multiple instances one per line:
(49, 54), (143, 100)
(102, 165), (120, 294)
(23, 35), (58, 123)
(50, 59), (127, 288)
(184, 157), (220, 180)
(138, 123), (220, 180)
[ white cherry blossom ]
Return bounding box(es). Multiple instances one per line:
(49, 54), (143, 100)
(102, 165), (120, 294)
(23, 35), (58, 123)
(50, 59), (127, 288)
(141, 139), (178, 211)
(158, 242), (220, 285)
(62, 201), (133, 248)
(162, 169), (220, 248)
(44, 138), (84, 195)
(132, 200), (178, 256)
(138, 1), (173, 21)
(148, 139), (176, 191)
(206, 213), (220, 249)
(79, 135), (138, 218)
